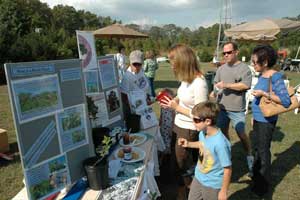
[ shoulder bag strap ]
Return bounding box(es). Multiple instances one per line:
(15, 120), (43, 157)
(268, 75), (272, 93)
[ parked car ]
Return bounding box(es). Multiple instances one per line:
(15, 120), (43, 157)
(156, 57), (168, 63)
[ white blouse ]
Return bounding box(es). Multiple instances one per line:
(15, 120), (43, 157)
(174, 76), (208, 130)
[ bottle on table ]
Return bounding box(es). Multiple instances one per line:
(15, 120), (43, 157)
(123, 132), (130, 145)
(123, 147), (132, 160)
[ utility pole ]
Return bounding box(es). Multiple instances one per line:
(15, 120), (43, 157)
(215, 0), (232, 61)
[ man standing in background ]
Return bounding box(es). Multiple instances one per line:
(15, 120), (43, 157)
(212, 41), (254, 176)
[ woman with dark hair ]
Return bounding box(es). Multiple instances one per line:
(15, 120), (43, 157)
(160, 44), (208, 199)
(251, 45), (291, 196)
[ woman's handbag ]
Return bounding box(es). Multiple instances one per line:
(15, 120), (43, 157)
(259, 77), (300, 117)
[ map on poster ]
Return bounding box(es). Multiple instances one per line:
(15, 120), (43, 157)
(76, 31), (97, 71)
(5, 59), (93, 200)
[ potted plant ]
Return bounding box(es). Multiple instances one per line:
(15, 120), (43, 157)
(83, 136), (112, 190)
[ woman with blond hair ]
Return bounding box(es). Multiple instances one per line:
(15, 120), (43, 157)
(160, 44), (208, 199)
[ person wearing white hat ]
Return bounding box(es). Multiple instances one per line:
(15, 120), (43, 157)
(121, 50), (150, 95)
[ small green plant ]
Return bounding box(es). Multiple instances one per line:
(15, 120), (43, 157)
(94, 136), (112, 166)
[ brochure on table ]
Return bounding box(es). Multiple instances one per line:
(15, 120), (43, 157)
(128, 90), (158, 129)
(5, 59), (93, 200)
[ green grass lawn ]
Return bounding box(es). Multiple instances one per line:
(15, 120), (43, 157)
(1, 62), (300, 199)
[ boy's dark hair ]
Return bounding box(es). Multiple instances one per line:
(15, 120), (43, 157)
(191, 101), (220, 125)
(252, 45), (277, 68)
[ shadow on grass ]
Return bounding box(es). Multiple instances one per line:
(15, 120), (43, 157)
(230, 140), (249, 183)
(231, 127), (285, 182)
(272, 127), (285, 142)
(154, 80), (180, 89)
(229, 141), (300, 200)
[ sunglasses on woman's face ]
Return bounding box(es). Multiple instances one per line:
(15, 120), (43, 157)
(193, 117), (206, 123)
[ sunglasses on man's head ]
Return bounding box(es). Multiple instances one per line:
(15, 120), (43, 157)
(132, 63), (142, 67)
(222, 50), (234, 56)
(193, 117), (206, 123)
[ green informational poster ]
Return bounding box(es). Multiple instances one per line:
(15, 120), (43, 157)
(5, 59), (94, 200)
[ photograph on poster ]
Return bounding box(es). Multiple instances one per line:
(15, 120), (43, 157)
(98, 57), (117, 89)
(84, 70), (99, 95)
(128, 90), (147, 112)
(57, 104), (88, 152)
(76, 31), (97, 71)
(22, 120), (59, 168)
(105, 88), (120, 114)
(12, 75), (62, 123)
(87, 94), (109, 128)
(25, 155), (70, 200)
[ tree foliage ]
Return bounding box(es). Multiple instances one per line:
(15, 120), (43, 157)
(0, 0), (300, 74)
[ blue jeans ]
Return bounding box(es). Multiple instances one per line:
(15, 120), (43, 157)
(217, 109), (246, 135)
(147, 77), (156, 97)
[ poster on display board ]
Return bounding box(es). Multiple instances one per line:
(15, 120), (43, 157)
(76, 31), (98, 71)
(84, 69), (100, 95)
(98, 56), (118, 90)
(4, 59), (93, 200)
(82, 54), (124, 129)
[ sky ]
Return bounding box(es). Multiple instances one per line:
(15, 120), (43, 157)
(40, 0), (300, 29)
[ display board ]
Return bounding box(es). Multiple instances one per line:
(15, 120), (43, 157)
(84, 55), (124, 128)
(5, 59), (93, 200)
(76, 31), (124, 129)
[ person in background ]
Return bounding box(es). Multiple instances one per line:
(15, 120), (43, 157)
(116, 45), (127, 81)
(120, 50), (150, 98)
(250, 45), (291, 196)
(212, 41), (254, 177)
(144, 50), (159, 98)
(178, 101), (231, 200)
(160, 44), (208, 199)
(120, 50), (152, 116)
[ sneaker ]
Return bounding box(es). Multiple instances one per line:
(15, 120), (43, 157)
(247, 155), (254, 177)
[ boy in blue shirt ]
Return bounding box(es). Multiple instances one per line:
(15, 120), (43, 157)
(178, 101), (232, 200)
